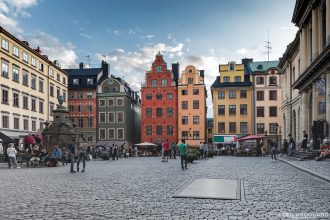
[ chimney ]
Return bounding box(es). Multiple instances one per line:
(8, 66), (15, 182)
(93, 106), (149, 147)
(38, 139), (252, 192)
(34, 46), (42, 54)
(172, 62), (179, 86)
(102, 60), (109, 77)
(200, 70), (205, 79)
(241, 58), (253, 66)
(79, 62), (84, 69)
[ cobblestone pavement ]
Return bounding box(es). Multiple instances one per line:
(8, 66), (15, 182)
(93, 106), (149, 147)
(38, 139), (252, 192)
(0, 157), (329, 220)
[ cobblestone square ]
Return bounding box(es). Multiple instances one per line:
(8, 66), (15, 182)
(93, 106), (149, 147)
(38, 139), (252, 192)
(0, 157), (329, 219)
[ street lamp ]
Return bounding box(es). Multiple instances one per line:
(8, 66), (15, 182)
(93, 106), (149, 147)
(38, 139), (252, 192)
(275, 123), (279, 153)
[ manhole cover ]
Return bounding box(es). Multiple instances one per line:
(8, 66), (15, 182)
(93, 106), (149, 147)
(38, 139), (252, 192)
(173, 178), (240, 200)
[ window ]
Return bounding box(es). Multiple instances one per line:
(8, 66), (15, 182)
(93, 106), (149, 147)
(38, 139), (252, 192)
(167, 107), (173, 117)
(257, 123), (265, 134)
(23, 119), (29, 130)
(182, 116), (188, 124)
(63, 77), (66, 85)
(182, 101), (188, 109)
(117, 99), (123, 106)
(99, 112), (106, 123)
(193, 131), (200, 140)
(117, 112), (124, 123)
(13, 92), (19, 107)
(112, 87), (119, 92)
(151, 80), (157, 87)
(73, 79), (79, 85)
(193, 89), (199, 95)
(2, 61), (9, 78)
(12, 66), (19, 82)
(240, 104), (247, 115)
(229, 90), (236, 99)
(50, 103), (54, 115)
(240, 90), (247, 98)
(39, 79), (44, 92)
(14, 118), (19, 130)
(229, 62), (235, 71)
(156, 108), (162, 117)
(193, 116), (200, 124)
(50, 84), (54, 97)
(13, 46), (19, 57)
(78, 104), (83, 112)
(146, 126), (152, 135)
(87, 78), (94, 85)
(23, 52), (29, 62)
(156, 93), (162, 100)
(1, 39), (9, 50)
(182, 131), (188, 140)
(31, 75), (36, 90)
(218, 91), (225, 99)
(167, 125), (173, 135)
(161, 79), (167, 86)
(229, 105), (236, 115)
(31, 57), (36, 67)
(256, 77), (264, 85)
(269, 106), (277, 117)
(146, 94), (152, 100)
(23, 96), (28, 109)
(181, 90), (188, 95)
(56, 88), (60, 99)
(57, 73), (60, 82)
(86, 92), (92, 99)
(223, 76), (230, 82)
(193, 100), (199, 109)
(146, 108), (152, 118)
(156, 126), (163, 135)
(117, 128), (124, 139)
(257, 107), (264, 117)
(188, 78), (193, 84)
(39, 101), (44, 113)
(269, 90), (277, 100)
(78, 92), (83, 99)
(99, 129), (106, 140)
(69, 105), (74, 112)
(108, 112), (115, 123)
(87, 136), (93, 142)
(39, 62), (44, 72)
(240, 122), (248, 133)
(166, 93), (173, 99)
(78, 118), (84, 128)
(2, 115), (9, 128)
(87, 104), (92, 112)
(31, 98), (36, 111)
(269, 76), (277, 85)
(99, 99), (106, 107)
(108, 99), (114, 106)
(319, 102), (326, 113)
(218, 105), (225, 115)
(32, 121), (37, 131)
(218, 122), (225, 133)
(23, 71), (29, 86)
(235, 76), (241, 82)
(156, 66), (162, 72)
(108, 128), (115, 139)
(229, 122), (236, 133)
(269, 123), (278, 134)
(2, 89), (8, 104)
(257, 91), (264, 101)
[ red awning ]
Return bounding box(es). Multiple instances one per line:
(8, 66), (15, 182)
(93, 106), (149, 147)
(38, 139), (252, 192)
(24, 135), (35, 145)
(238, 134), (265, 141)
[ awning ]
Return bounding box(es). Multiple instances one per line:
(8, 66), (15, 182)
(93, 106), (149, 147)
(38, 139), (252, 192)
(0, 131), (15, 143)
(238, 134), (265, 141)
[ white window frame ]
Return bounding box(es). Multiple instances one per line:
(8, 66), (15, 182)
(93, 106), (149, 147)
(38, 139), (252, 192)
(13, 45), (19, 57)
(13, 117), (19, 130)
(117, 111), (124, 123)
(117, 128), (124, 140)
(99, 112), (106, 123)
(31, 57), (36, 67)
(32, 120), (37, 132)
(23, 52), (29, 62)
(108, 128), (115, 140)
(108, 112), (115, 123)
(99, 128), (106, 140)
(12, 66), (19, 82)
(1, 38), (9, 50)
(1, 61), (9, 78)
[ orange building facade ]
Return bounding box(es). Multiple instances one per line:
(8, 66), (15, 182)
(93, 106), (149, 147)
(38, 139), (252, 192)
(178, 65), (207, 147)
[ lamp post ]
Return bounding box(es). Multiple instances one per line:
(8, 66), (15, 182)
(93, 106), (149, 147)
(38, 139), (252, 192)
(275, 123), (279, 150)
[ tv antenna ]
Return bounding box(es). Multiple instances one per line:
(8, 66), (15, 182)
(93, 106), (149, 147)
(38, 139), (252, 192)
(86, 55), (90, 67)
(265, 29), (272, 61)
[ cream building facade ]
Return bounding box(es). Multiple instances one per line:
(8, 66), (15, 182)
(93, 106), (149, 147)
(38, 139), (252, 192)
(0, 26), (68, 145)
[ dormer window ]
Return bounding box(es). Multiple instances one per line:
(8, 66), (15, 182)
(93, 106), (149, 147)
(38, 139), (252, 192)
(156, 66), (162, 72)
(229, 62), (236, 71)
(87, 78), (94, 85)
(73, 78), (79, 85)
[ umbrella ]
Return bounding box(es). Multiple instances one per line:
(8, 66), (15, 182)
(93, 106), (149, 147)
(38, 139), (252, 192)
(24, 135), (35, 145)
(134, 142), (157, 146)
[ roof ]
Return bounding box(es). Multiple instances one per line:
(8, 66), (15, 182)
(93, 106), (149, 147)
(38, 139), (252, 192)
(211, 77), (253, 88)
(64, 68), (103, 77)
(248, 61), (279, 73)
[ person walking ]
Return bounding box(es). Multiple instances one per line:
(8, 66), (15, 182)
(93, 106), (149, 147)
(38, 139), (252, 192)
(178, 139), (188, 170)
(199, 142), (204, 160)
(7, 143), (20, 169)
(282, 139), (288, 156)
(203, 142), (209, 159)
(171, 142), (177, 159)
(77, 137), (87, 173)
(301, 130), (308, 150)
(161, 139), (170, 162)
(67, 140), (76, 173)
(288, 134), (296, 156)
(270, 141), (277, 160)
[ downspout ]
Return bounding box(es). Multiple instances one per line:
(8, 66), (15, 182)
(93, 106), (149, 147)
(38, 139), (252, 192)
(289, 60), (293, 136)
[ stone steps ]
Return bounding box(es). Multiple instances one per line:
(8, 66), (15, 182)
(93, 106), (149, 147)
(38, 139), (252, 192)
(291, 150), (319, 160)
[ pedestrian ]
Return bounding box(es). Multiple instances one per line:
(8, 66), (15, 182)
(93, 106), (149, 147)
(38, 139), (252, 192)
(113, 145), (118, 160)
(288, 134), (296, 156)
(282, 139), (288, 156)
(0, 140), (3, 155)
(171, 142), (177, 159)
(199, 142), (204, 159)
(161, 139), (170, 162)
(178, 139), (188, 170)
(301, 130), (308, 150)
(203, 142), (209, 159)
(7, 143), (20, 169)
(67, 140), (76, 173)
(270, 141), (277, 160)
(77, 136), (87, 173)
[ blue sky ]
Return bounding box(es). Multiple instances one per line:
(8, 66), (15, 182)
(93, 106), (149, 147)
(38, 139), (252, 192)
(0, 0), (297, 117)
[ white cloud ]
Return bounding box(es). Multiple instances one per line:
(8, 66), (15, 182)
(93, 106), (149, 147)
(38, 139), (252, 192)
(4, 0), (38, 9)
(0, 1), (10, 13)
(128, 29), (135, 35)
(235, 46), (268, 61)
(0, 13), (22, 33)
(80, 33), (93, 39)
(142, 34), (155, 40)
(281, 23), (298, 31)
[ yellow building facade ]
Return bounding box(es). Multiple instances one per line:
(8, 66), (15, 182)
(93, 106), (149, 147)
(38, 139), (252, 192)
(211, 61), (253, 145)
(178, 65), (207, 147)
(0, 26), (68, 144)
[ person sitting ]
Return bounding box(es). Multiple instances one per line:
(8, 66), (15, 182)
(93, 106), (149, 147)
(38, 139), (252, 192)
(316, 144), (330, 161)
(53, 145), (62, 160)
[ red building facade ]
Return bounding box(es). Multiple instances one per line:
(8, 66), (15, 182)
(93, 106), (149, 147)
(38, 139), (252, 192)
(141, 53), (178, 144)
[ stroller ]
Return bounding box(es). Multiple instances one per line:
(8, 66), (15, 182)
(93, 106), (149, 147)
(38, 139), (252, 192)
(27, 156), (41, 168)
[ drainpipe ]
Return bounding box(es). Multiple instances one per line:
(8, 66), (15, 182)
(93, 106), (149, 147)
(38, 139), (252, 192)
(289, 60), (293, 136)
